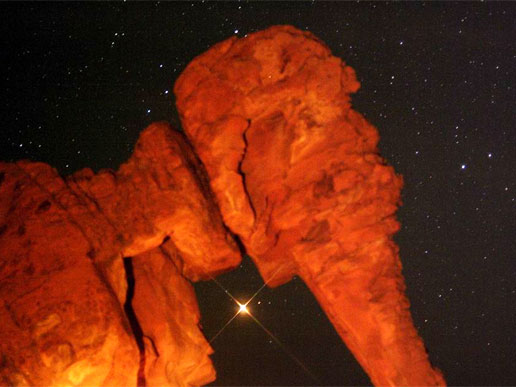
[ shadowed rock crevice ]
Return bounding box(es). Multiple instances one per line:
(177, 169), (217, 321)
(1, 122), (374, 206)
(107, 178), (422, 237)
(122, 257), (146, 387)
(236, 118), (257, 220)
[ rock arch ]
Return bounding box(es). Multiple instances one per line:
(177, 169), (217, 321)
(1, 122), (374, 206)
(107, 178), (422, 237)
(0, 26), (444, 386)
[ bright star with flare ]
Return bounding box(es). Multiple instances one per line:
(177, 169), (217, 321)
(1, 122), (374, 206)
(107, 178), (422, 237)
(191, 263), (318, 384)
(238, 303), (248, 314)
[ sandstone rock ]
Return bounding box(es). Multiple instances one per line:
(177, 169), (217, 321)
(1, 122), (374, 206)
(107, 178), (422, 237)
(131, 242), (216, 387)
(175, 25), (446, 386)
(0, 161), (138, 386)
(1, 25), (445, 387)
(0, 122), (239, 386)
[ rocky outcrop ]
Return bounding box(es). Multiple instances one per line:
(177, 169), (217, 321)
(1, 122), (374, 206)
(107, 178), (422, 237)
(0, 122), (239, 386)
(175, 25), (445, 386)
(1, 26), (445, 387)
(131, 242), (217, 386)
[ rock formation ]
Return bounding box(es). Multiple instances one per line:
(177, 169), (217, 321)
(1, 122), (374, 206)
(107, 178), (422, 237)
(0, 122), (240, 386)
(175, 25), (445, 386)
(0, 25), (445, 387)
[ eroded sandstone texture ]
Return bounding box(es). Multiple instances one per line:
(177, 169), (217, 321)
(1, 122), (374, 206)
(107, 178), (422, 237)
(0, 122), (239, 386)
(131, 241), (218, 386)
(175, 25), (445, 386)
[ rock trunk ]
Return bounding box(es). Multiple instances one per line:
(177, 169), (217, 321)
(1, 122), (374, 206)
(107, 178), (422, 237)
(175, 25), (445, 386)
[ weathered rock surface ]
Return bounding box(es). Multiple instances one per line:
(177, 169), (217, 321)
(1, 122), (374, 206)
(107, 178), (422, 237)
(0, 122), (239, 386)
(1, 25), (445, 387)
(175, 25), (446, 386)
(131, 242), (216, 386)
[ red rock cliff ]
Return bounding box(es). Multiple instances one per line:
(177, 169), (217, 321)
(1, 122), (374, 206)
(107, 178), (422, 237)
(0, 122), (240, 386)
(175, 25), (445, 386)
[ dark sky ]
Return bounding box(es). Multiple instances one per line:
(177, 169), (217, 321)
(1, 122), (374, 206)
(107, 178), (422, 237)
(2, 2), (515, 386)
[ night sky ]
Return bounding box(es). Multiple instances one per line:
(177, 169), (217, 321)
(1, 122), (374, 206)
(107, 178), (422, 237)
(2, 2), (515, 386)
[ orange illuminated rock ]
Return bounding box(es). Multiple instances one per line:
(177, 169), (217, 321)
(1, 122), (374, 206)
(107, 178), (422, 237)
(0, 122), (239, 386)
(131, 242), (216, 386)
(175, 25), (446, 386)
(1, 25), (446, 387)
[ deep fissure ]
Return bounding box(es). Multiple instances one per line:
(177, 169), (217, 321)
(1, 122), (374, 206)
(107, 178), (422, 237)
(237, 119), (257, 219)
(123, 257), (146, 387)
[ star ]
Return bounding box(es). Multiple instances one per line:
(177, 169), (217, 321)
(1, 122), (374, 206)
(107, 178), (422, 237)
(238, 302), (248, 314)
